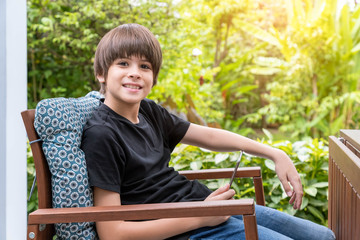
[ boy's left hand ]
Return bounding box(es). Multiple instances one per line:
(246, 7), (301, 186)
(273, 149), (303, 210)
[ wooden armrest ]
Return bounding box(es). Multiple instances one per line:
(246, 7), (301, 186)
(28, 199), (255, 224)
(179, 167), (262, 180)
(179, 167), (266, 206)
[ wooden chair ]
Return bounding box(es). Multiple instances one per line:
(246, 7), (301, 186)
(22, 109), (266, 240)
(328, 130), (360, 239)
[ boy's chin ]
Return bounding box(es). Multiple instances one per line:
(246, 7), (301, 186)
(120, 95), (146, 104)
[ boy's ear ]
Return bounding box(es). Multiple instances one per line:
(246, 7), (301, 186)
(97, 75), (105, 83)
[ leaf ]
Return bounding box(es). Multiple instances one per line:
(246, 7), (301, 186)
(329, 115), (345, 136)
(351, 42), (360, 54)
(284, 205), (297, 216)
(339, 4), (352, 53)
(237, 85), (258, 94)
(206, 182), (220, 190)
(27, 167), (35, 176)
(27, 202), (36, 212)
(270, 194), (281, 204)
(249, 67), (281, 75)
(239, 187), (256, 197)
(44, 70), (52, 79)
(190, 161), (202, 171)
(200, 148), (212, 153)
(351, 8), (360, 40)
(173, 164), (188, 171)
(311, 182), (328, 188)
(253, 56), (286, 67)
(40, 17), (53, 29)
(232, 99), (248, 105)
(304, 186), (317, 197)
(300, 197), (309, 210)
(297, 153), (310, 162)
(221, 79), (240, 91)
(238, 20), (282, 48)
(215, 153), (229, 164)
(309, 198), (326, 207)
(262, 128), (273, 141)
(264, 159), (275, 171)
(307, 206), (325, 223)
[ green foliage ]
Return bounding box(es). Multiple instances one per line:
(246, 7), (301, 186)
(241, 0), (360, 138)
(170, 134), (330, 226)
(27, 0), (179, 107)
(28, 0), (360, 136)
(27, 0), (228, 122)
(27, 0), (360, 228)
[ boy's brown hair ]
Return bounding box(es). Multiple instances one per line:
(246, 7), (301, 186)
(94, 23), (162, 94)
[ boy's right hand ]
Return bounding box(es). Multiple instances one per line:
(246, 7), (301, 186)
(195, 184), (235, 227)
(205, 183), (235, 201)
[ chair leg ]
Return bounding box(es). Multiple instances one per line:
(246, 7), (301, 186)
(28, 224), (39, 240)
(253, 176), (265, 206)
(27, 224), (54, 240)
(243, 214), (259, 240)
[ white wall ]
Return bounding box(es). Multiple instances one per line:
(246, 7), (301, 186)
(0, 0), (27, 239)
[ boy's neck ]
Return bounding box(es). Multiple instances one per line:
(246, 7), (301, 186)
(103, 98), (140, 124)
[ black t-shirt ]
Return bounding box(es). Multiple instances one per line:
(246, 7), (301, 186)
(81, 99), (212, 206)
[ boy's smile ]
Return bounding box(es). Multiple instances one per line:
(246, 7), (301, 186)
(123, 84), (141, 90)
(97, 55), (154, 122)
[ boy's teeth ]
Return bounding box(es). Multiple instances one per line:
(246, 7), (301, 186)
(124, 85), (140, 89)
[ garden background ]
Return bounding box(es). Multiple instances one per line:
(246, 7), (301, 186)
(27, 0), (360, 226)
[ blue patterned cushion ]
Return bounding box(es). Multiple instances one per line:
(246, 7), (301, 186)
(34, 91), (102, 239)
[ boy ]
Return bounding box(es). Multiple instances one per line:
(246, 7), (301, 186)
(81, 23), (335, 240)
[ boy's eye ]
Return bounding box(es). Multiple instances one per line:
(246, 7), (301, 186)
(118, 61), (128, 66)
(141, 64), (151, 70)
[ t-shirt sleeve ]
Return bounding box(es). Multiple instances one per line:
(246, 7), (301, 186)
(81, 124), (124, 194)
(149, 101), (190, 150)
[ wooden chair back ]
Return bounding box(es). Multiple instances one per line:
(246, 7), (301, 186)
(22, 109), (56, 238)
(329, 130), (360, 239)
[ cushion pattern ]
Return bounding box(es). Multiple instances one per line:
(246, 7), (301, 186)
(34, 91), (102, 239)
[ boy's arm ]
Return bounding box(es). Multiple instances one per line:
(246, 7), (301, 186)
(181, 123), (303, 209)
(93, 186), (234, 240)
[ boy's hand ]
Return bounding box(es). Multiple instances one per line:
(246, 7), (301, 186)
(194, 184), (235, 227)
(205, 184), (235, 201)
(273, 149), (303, 209)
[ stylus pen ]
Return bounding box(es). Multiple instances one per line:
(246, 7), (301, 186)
(229, 150), (243, 187)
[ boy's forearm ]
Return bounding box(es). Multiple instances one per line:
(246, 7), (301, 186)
(96, 185), (234, 240)
(182, 123), (282, 161)
(182, 124), (304, 209)
(97, 217), (203, 240)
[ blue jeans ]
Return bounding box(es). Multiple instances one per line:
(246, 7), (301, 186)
(189, 205), (335, 240)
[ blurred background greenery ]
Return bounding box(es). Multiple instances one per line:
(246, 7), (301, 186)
(27, 0), (360, 226)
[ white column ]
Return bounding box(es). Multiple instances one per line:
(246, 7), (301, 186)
(0, 0), (27, 239)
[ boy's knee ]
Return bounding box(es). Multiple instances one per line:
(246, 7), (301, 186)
(322, 228), (335, 240)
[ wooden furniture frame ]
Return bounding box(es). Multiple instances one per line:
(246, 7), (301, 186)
(22, 109), (265, 240)
(329, 130), (360, 239)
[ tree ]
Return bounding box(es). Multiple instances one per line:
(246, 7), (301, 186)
(27, 0), (178, 107)
(240, 0), (360, 138)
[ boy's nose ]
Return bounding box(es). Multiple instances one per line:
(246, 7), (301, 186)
(128, 73), (140, 79)
(127, 68), (141, 79)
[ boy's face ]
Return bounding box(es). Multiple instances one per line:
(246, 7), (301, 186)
(98, 55), (154, 107)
